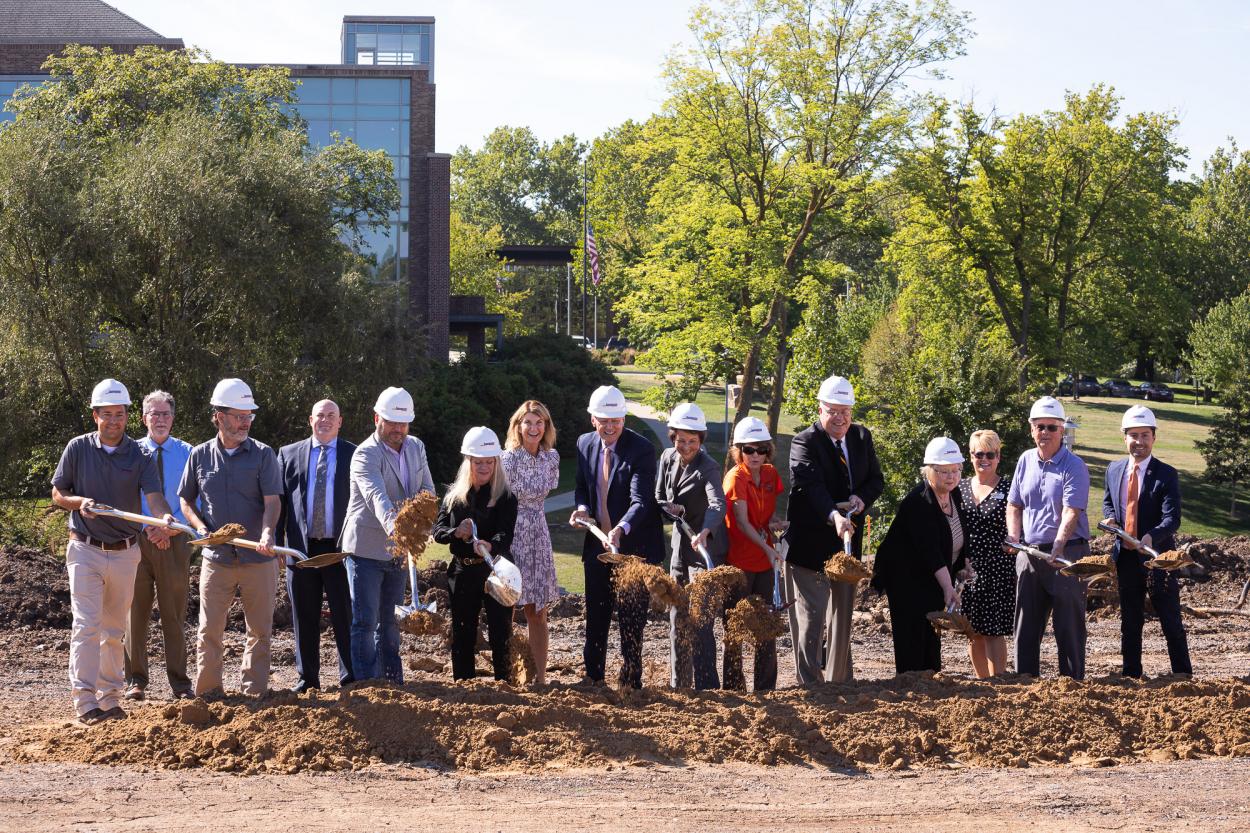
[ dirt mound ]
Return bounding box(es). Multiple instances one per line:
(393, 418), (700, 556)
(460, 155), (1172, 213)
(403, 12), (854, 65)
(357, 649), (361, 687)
(0, 546), (71, 628)
(397, 609), (447, 637)
(16, 675), (1250, 774)
(688, 566), (747, 625)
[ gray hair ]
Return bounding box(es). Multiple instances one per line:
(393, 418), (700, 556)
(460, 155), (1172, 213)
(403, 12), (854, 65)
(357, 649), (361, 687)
(142, 390), (175, 415)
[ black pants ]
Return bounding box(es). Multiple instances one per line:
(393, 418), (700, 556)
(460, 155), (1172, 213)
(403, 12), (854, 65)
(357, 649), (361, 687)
(286, 538), (353, 687)
(722, 567), (778, 691)
(1117, 555), (1192, 677)
(449, 561), (511, 681)
(583, 554), (649, 687)
(887, 588), (942, 674)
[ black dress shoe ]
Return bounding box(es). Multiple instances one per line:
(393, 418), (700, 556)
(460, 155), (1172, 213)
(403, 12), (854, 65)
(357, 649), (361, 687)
(291, 680), (320, 694)
(101, 706), (128, 721)
(77, 708), (107, 726)
(172, 689), (194, 700)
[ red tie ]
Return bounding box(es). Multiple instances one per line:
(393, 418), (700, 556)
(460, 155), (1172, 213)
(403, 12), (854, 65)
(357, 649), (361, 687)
(1124, 464), (1139, 539)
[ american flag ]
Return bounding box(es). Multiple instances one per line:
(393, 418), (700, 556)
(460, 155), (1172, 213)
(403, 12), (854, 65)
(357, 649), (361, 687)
(586, 223), (602, 286)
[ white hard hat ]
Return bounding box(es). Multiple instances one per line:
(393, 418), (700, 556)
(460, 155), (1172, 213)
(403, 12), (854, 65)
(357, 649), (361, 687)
(90, 379), (131, 408)
(461, 426), (502, 458)
(210, 378), (258, 411)
(733, 416), (772, 444)
(667, 402), (708, 432)
(587, 385), (628, 419)
(923, 436), (965, 466)
(1029, 396), (1065, 422)
(1121, 405), (1157, 430)
(817, 375), (855, 406)
(374, 386), (414, 423)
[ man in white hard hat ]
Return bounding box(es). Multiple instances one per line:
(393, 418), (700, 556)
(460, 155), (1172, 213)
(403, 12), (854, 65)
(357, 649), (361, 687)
(51, 379), (179, 724)
(569, 384), (664, 688)
(783, 374), (884, 684)
(276, 400), (357, 693)
(179, 378), (283, 696)
(124, 390), (196, 702)
(1006, 395), (1091, 679)
(1102, 405), (1189, 678)
(341, 386), (435, 682)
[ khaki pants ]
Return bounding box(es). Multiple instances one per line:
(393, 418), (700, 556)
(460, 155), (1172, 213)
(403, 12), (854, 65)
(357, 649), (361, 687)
(784, 561), (855, 684)
(124, 534), (193, 692)
(66, 538), (141, 715)
(195, 558), (279, 696)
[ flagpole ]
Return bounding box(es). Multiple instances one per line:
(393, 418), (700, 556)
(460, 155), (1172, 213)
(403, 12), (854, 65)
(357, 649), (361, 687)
(581, 158), (588, 345)
(566, 261), (572, 335)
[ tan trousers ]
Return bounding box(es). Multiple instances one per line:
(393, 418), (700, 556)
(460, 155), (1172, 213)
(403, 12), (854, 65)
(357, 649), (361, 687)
(124, 534), (193, 692)
(784, 561), (855, 684)
(66, 539), (141, 715)
(195, 558), (279, 696)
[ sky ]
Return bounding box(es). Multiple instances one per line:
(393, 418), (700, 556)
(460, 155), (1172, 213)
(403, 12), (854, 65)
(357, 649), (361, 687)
(103, 0), (1249, 172)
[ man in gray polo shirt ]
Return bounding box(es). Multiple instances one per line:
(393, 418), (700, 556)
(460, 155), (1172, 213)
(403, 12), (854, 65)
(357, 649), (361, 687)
(178, 378), (282, 696)
(51, 379), (178, 725)
(1007, 395), (1091, 679)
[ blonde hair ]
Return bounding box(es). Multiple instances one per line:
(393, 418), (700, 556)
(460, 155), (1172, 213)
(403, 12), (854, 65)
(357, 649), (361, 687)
(969, 429), (1002, 454)
(505, 400), (557, 452)
(443, 455), (511, 510)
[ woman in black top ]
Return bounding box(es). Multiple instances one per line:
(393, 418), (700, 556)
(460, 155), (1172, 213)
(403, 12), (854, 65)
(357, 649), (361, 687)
(871, 437), (971, 674)
(432, 427), (518, 681)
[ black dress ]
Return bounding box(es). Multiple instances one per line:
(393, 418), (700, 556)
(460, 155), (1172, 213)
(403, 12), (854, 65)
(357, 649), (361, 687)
(957, 475), (1015, 637)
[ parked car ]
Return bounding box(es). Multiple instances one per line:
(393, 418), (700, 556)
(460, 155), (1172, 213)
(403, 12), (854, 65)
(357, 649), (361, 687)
(568, 335), (593, 350)
(1138, 382), (1174, 403)
(1056, 375), (1105, 397)
(605, 336), (631, 350)
(1104, 379), (1138, 398)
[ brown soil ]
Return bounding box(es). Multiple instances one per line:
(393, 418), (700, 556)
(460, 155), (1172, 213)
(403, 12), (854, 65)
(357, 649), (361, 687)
(392, 492), (441, 562)
(688, 565), (747, 625)
(613, 559), (686, 611)
(507, 627), (539, 685)
(397, 609), (447, 637)
(0, 546), (71, 628)
(724, 595), (786, 646)
(825, 553), (871, 583)
(197, 522), (248, 546)
(1062, 554), (1116, 576)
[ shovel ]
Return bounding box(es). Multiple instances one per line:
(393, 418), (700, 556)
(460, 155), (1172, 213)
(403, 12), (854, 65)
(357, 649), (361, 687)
(1095, 520), (1174, 567)
(770, 537), (795, 613)
(572, 516), (639, 565)
(470, 521), (523, 607)
(394, 556), (438, 622)
(79, 503), (213, 545)
(927, 576), (973, 635)
(672, 515), (716, 571)
(1004, 539), (1076, 569)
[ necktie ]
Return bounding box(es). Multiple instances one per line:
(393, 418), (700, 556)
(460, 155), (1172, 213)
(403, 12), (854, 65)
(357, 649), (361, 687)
(1124, 463), (1139, 539)
(837, 439), (852, 489)
(156, 445), (165, 492)
(311, 444), (329, 539)
(597, 444), (613, 532)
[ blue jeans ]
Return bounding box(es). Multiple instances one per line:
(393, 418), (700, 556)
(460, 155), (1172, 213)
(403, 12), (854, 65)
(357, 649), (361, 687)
(346, 555), (405, 682)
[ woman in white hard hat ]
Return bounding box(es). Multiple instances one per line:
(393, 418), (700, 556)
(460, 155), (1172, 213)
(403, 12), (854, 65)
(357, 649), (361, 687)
(722, 416), (787, 690)
(956, 430), (1015, 678)
(656, 402), (728, 690)
(871, 437), (972, 674)
(500, 400), (561, 686)
(432, 427), (519, 681)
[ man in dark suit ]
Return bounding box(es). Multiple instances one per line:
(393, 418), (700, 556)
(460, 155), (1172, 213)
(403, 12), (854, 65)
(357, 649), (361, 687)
(569, 385), (664, 688)
(784, 375), (884, 683)
(1102, 404), (1190, 678)
(277, 399), (357, 692)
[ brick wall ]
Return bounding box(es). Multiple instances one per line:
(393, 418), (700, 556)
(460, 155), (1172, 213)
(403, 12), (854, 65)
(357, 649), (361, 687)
(0, 39), (182, 73)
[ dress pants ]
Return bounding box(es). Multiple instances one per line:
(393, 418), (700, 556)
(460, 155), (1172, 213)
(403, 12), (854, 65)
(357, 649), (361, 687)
(583, 554), (649, 688)
(448, 560), (512, 681)
(886, 587), (942, 674)
(1117, 554), (1191, 677)
(66, 539), (141, 715)
(1013, 539), (1089, 680)
(722, 567), (779, 691)
(784, 560), (855, 684)
(669, 560), (719, 690)
(195, 557), (280, 696)
(124, 534), (193, 693)
(286, 537), (354, 687)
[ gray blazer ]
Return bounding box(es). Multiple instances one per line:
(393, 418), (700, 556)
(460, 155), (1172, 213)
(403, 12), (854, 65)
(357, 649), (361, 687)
(341, 430), (436, 560)
(655, 447), (728, 570)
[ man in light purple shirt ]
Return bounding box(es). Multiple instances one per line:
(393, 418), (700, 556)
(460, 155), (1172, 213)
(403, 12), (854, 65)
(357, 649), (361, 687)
(1006, 396), (1091, 679)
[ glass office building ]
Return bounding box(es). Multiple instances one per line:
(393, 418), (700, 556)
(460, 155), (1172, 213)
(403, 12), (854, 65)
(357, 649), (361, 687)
(342, 20), (433, 73)
(0, 76), (46, 123)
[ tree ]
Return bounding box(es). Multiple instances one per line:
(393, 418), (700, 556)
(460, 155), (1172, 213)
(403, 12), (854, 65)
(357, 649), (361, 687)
(618, 0), (969, 433)
(1188, 289), (1250, 393)
(1196, 381), (1250, 518)
(0, 46), (402, 494)
(1184, 143), (1250, 315)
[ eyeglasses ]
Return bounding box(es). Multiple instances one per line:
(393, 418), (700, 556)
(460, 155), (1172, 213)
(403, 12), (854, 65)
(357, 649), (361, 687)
(219, 411), (255, 423)
(740, 446), (769, 456)
(1033, 423), (1063, 433)
(971, 451), (998, 460)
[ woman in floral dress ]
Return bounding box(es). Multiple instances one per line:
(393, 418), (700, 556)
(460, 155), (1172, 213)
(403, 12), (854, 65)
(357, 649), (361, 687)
(500, 400), (561, 685)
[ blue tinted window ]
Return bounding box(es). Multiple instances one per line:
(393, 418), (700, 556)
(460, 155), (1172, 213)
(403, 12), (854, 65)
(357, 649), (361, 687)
(356, 78), (401, 104)
(305, 120), (331, 147)
(331, 104), (356, 119)
(356, 104), (400, 119)
(331, 78), (355, 102)
(293, 103), (330, 119)
(355, 121), (400, 154)
(330, 120), (356, 140)
(295, 77), (330, 103)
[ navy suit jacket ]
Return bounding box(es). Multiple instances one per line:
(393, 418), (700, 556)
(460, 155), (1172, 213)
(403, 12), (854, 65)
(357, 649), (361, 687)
(277, 436), (357, 555)
(574, 427), (664, 564)
(1102, 456), (1181, 562)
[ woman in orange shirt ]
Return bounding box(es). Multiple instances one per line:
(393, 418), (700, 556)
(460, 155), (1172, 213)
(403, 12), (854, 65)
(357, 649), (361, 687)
(722, 417), (787, 690)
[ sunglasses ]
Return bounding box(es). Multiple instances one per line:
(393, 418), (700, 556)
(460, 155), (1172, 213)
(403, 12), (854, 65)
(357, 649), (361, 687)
(972, 451), (998, 460)
(1033, 423), (1063, 433)
(740, 445), (770, 456)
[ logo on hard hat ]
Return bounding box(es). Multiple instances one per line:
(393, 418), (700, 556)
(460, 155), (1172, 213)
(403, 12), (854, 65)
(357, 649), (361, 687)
(107, 388), (121, 395)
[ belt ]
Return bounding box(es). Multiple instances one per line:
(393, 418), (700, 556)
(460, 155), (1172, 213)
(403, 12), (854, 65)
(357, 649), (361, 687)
(1030, 539), (1087, 553)
(456, 555), (485, 566)
(70, 531), (137, 551)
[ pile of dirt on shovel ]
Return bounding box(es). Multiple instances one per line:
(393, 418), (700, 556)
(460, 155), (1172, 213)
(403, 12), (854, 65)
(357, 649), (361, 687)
(0, 546), (71, 628)
(17, 674), (1250, 775)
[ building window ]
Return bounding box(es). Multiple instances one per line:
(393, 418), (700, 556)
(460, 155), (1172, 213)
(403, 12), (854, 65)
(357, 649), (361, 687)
(343, 22), (431, 69)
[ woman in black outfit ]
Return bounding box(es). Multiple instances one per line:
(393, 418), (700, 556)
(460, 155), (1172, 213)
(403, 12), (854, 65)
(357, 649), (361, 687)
(871, 437), (972, 674)
(432, 427), (518, 681)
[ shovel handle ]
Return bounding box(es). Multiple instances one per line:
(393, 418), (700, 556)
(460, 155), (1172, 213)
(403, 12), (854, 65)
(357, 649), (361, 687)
(573, 517), (616, 551)
(1004, 539), (1075, 568)
(1096, 520), (1161, 560)
(89, 504), (197, 537)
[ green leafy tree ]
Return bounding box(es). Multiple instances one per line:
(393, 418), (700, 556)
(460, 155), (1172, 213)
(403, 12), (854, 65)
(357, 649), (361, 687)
(1196, 381), (1250, 518)
(1188, 288), (1250, 394)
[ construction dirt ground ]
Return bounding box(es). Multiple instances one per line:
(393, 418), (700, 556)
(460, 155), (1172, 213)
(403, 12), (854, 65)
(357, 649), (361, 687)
(1, 534), (1249, 831)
